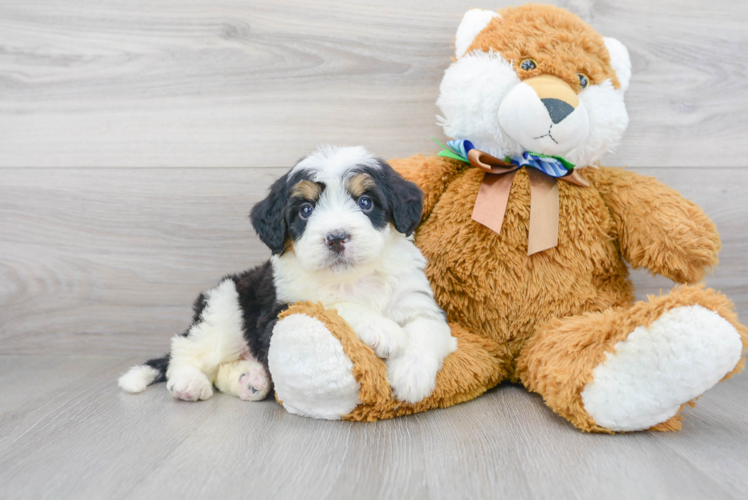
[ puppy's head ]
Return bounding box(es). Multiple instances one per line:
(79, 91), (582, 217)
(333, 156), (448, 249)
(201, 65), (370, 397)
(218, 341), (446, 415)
(250, 146), (423, 273)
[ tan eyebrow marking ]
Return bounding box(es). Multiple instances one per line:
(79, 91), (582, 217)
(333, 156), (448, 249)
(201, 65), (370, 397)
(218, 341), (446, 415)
(347, 173), (376, 198)
(290, 180), (322, 201)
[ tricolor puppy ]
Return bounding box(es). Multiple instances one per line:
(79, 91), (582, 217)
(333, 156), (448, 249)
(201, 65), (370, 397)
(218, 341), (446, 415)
(119, 146), (456, 404)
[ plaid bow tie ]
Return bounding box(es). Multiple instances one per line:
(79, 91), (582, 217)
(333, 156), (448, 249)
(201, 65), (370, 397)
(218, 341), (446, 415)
(434, 139), (589, 255)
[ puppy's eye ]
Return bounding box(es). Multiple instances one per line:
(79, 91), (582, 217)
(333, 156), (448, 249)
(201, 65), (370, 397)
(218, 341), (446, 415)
(357, 196), (373, 212)
(299, 202), (314, 220)
(520, 58), (537, 71)
(577, 73), (589, 89)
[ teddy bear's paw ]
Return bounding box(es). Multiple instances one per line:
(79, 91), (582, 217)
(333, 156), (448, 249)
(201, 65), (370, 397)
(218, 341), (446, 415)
(166, 366), (214, 402)
(581, 305), (743, 431)
(386, 351), (439, 404)
(269, 313), (361, 419)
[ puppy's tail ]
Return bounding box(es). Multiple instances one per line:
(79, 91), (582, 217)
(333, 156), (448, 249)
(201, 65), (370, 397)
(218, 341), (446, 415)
(118, 354), (170, 393)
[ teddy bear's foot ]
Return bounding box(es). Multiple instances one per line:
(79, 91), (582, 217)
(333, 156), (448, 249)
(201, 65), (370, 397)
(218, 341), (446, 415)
(519, 285), (746, 433)
(581, 304), (742, 431)
(268, 311), (361, 419)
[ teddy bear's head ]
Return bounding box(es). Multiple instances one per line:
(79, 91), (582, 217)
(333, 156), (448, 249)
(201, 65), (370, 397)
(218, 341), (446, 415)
(437, 4), (631, 167)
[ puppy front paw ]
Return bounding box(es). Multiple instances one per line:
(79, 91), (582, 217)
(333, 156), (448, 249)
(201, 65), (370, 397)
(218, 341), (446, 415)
(167, 367), (213, 402)
(357, 321), (407, 359)
(386, 353), (439, 404)
(334, 303), (407, 359)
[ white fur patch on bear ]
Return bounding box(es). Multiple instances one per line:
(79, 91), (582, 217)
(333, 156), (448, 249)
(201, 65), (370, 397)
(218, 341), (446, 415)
(603, 37), (631, 93)
(581, 305), (743, 431)
(437, 43), (630, 167)
(454, 9), (500, 59)
(437, 51), (523, 160)
(566, 79), (628, 167)
(268, 313), (361, 420)
(118, 365), (160, 393)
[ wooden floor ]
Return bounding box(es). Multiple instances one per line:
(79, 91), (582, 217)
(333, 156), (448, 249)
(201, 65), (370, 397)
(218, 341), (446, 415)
(2, 0), (748, 498)
(0, 355), (747, 500)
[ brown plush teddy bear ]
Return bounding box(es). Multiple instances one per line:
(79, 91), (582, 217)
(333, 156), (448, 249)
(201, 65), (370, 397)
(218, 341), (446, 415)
(266, 4), (747, 432)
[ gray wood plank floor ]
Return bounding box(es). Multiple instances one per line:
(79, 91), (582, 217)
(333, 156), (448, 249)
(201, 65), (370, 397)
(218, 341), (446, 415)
(1, 355), (747, 500)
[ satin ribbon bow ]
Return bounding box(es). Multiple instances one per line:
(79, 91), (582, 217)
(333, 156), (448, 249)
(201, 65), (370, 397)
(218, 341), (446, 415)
(435, 139), (589, 255)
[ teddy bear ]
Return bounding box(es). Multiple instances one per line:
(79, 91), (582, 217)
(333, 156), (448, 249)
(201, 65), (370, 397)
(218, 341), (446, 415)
(263, 4), (747, 432)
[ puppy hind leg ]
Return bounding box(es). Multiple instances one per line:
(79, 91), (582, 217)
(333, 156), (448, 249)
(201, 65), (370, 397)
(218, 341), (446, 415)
(215, 353), (272, 402)
(167, 278), (248, 402)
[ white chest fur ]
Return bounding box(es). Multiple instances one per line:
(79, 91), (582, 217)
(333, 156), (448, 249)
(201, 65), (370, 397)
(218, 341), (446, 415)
(271, 231), (427, 317)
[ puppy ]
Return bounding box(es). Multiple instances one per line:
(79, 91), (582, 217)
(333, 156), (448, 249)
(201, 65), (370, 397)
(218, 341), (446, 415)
(119, 146), (456, 404)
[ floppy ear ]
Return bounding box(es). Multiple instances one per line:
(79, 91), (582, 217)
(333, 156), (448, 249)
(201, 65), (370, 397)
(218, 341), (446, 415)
(454, 9), (500, 58)
(250, 174), (289, 255)
(379, 161), (424, 237)
(604, 37), (631, 93)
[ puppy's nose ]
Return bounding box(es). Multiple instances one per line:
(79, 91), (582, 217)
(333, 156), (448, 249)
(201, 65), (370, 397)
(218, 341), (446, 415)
(541, 98), (575, 124)
(325, 231), (349, 253)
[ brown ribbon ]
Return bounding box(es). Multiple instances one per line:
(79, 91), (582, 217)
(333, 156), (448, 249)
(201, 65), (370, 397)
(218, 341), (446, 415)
(468, 149), (589, 256)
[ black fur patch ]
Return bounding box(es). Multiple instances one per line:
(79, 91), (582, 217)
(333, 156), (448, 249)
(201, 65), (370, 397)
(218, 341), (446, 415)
(229, 261), (289, 368)
(285, 180), (325, 247)
(353, 159), (424, 236)
(250, 169), (319, 255)
(144, 355), (170, 385)
(250, 173), (290, 255)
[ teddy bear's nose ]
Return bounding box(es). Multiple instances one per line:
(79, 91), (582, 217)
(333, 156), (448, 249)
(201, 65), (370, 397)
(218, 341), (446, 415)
(542, 98), (575, 124)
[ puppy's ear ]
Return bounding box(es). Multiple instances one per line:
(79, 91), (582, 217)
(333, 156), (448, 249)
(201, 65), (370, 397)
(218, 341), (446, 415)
(380, 161), (424, 237)
(250, 174), (289, 254)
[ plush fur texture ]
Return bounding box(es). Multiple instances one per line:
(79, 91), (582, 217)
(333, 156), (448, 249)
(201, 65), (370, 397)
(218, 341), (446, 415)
(268, 5), (747, 431)
(120, 146), (456, 406)
(438, 4), (629, 167)
(269, 310), (362, 419)
(520, 284), (746, 433)
(581, 305), (742, 431)
(271, 302), (508, 421)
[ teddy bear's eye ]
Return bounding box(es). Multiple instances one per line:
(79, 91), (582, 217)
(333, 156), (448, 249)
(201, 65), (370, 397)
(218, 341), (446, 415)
(577, 73), (590, 89)
(520, 58), (537, 71)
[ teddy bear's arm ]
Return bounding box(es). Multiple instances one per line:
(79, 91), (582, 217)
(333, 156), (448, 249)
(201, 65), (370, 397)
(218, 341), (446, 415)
(584, 166), (721, 284)
(389, 154), (469, 220)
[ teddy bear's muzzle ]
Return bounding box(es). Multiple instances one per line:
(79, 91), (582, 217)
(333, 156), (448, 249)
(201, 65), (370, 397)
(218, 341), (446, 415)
(498, 75), (590, 157)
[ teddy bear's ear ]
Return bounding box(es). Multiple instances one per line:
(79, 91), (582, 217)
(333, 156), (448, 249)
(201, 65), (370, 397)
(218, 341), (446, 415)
(454, 9), (500, 59)
(604, 37), (632, 93)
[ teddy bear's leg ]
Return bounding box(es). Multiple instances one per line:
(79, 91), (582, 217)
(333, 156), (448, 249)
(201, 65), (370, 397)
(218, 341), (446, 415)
(267, 304), (362, 419)
(268, 303), (508, 421)
(517, 285), (746, 433)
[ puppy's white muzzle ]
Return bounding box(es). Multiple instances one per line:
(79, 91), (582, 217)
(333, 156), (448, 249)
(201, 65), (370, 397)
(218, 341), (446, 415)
(498, 75), (589, 156)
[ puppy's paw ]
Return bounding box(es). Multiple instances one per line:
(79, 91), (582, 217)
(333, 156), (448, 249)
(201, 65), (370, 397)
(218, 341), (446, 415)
(358, 321), (408, 359)
(167, 367), (213, 402)
(237, 363), (271, 402)
(386, 353), (439, 404)
(334, 303), (406, 359)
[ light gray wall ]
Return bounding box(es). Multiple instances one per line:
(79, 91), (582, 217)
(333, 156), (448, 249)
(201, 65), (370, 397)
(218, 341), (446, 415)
(1, 0), (747, 354)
